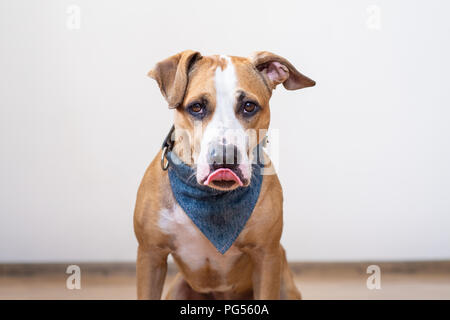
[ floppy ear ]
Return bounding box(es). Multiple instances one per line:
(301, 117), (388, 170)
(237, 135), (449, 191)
(148, 50), (202, 108)
(250, 51), (315, 90)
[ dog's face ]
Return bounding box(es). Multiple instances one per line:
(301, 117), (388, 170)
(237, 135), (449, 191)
(149, 51), (315, 191)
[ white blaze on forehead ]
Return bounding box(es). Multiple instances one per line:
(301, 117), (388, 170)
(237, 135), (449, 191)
(213, 56), (240, 129)
(201, 56), (245, 145)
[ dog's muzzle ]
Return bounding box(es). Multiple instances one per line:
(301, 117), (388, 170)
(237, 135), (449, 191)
(203, 142), (247, 188)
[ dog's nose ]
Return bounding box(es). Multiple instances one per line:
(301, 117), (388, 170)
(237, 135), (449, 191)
(208, 143), (241, 170)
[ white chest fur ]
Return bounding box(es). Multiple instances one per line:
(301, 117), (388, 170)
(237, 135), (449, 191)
(158, 204), (242, 290)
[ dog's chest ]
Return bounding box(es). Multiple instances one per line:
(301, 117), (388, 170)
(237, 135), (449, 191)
(158, 204), (242, 276)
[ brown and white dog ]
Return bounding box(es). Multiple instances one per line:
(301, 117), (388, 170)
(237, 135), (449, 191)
(134, 50), (315, 299)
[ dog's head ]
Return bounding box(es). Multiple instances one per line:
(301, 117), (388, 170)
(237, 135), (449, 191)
(149, 51), (315, 191)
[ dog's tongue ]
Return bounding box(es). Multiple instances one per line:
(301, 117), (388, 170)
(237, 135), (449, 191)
(204, 168), (243, 186)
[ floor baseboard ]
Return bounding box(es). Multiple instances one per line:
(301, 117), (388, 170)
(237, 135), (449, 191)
(1, 261), (449, 277)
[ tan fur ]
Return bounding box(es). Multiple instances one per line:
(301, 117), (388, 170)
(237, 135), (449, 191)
(134, 51), (314, 300)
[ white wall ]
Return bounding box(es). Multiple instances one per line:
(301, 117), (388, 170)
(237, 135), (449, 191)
(1, 0), (449, 262)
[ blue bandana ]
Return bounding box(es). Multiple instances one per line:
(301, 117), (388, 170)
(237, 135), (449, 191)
(166, 151), (264, 254)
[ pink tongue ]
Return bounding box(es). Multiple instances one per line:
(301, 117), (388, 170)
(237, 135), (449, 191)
(204, 168), (243, 186)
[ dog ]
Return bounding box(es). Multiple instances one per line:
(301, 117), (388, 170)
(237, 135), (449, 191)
(134, 50), (315, 299)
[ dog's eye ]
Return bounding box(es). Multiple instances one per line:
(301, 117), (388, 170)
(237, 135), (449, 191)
(187, 103), (206, 116)
(242, 101), (259, 116)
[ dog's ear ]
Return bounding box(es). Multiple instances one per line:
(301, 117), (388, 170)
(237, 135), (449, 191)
(148, 50), (202, 108)
(250, 51), (315, 90)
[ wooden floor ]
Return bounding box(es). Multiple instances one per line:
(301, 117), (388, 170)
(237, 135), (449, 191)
(1, 262), (449, 300)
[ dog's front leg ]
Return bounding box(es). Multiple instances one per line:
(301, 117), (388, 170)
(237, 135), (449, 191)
(249, 245), (283, 300)
(136, 245), (169, 300)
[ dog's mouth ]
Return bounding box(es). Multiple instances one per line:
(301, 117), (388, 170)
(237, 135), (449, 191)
(203, 168), (244, 189)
